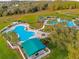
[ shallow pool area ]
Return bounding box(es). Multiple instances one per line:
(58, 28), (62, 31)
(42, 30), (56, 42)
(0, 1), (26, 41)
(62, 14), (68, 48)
(13, 25), (35, 41)
(67, 21), (76, 27)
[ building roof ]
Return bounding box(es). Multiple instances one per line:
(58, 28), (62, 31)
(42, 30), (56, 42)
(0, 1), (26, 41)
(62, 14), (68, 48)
(22, 38), (46, 56)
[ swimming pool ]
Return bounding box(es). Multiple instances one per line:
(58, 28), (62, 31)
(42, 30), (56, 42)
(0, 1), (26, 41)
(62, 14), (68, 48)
(22, 38), (46, 56)
(67, 21), (76, 27)
(13, 25), (35, 41)
(11, 25), (47, 57)
(47, 18), (76, 27)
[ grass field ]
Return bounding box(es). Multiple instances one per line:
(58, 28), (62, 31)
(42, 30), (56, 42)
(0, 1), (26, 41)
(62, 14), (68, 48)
(0, 9), (79, 59)
(43, 47), (68, 59)
(0, 34), (22, 59)
(42, 40), (68, 59)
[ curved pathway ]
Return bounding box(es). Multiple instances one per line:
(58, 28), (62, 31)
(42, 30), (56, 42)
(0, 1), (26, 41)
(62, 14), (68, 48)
(38, 20), (48, 31)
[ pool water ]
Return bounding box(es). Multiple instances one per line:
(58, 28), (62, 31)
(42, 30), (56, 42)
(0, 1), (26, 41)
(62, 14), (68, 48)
(22, 38), (46, 56)
(13, 26), (35, 41)
(67, 21), (76, 27)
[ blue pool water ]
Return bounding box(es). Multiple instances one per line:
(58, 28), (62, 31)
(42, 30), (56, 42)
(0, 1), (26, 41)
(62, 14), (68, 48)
(67, 21), (76, 27)
(13, 26), (35, 41)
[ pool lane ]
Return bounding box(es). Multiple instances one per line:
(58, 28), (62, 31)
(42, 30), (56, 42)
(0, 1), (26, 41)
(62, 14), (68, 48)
(13, 26), (35, 41)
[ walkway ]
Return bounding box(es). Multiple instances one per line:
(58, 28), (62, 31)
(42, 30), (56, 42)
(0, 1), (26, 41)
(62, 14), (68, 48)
(38, 20), (48, 30)
(7, 40), (26, 59)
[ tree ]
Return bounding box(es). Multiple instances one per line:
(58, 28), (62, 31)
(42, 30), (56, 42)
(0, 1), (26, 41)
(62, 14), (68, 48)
(31, 6), (38, 12)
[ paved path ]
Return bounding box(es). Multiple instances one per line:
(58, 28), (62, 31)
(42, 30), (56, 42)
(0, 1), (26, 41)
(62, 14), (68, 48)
(38, 20), (48, 30)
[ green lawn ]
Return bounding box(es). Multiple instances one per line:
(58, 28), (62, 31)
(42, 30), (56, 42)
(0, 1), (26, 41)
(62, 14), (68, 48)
(0, 34), (22, 59)
(43, 47), (68, 59)
(42, 48), (67, 59)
